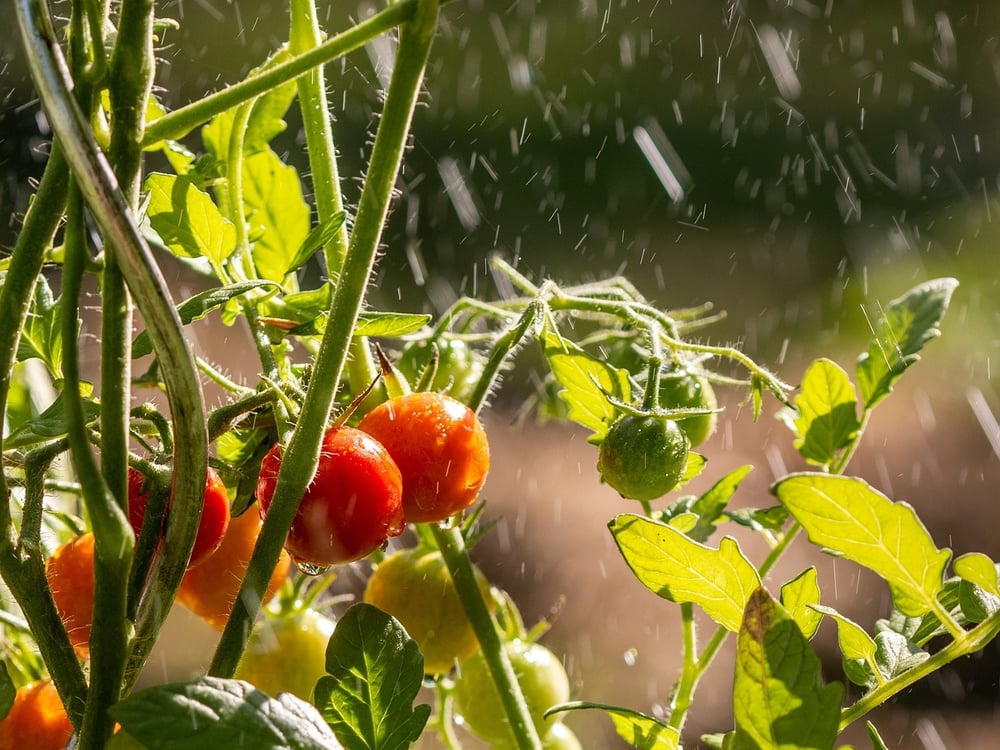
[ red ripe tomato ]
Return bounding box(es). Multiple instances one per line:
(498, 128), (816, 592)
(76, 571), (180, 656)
(358, 392), (490, 523)
(176, 508), (291, 631)
(256, 426), (405, 566)
(128, 465), (231, 569)
(45, 533), (96, 659)
(0, 680), (74, 750)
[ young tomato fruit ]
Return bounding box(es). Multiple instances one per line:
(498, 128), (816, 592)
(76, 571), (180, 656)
(597, 415), (690, 501)
(657, 366), (718, 448)
(256, 426), (404, 566)
(358, 392), (490, 523)
(176, 508), (290, 631)
(45, 532), (96, 659)
(396, 338), (484, 403)
(0, 680), (74, 750)
(235, 608), (335, 701)
(453, 639), (571, 743)
(128, 465), (231, 568)
(363, 546), (492, 674)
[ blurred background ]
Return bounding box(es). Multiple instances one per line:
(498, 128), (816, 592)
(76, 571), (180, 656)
(4, 0), (1000, 747)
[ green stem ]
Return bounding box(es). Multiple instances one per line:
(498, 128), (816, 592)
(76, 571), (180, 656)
(14, 0), (209, 691)
(467, 302), (544, 414)
(209, 0), (442, 678)
(431, 524), (542, 750)
(143, 0), (416, 146)
(839, 609), (1000, 731)
(666, 603), (698, 732)
(64, 185), (134, 750)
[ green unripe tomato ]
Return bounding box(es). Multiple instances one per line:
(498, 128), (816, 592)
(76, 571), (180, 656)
(364, 546), (492, 674)
(453, 639), (570, 743)
(597, 415), (689, 501)
(657, 368), (717, 447)
(235, 608), (336, 701)
(541, 722), (584, 749)
(396, 338), (483, 404)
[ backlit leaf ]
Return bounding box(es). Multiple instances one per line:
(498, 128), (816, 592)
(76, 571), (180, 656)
(792, 358), (860, 466)
(554, 702), (679, 749)
(779, 568), (822, 640)
(144, 172), (236, 267)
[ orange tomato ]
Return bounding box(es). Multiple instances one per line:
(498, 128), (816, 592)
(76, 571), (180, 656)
(45, 533), (96, 659)
(0, 680), (74, 750)
(176, 508), (290, 631)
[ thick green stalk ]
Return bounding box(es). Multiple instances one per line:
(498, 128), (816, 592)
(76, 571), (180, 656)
(209, 0), (442, 677)
(431, 524), (543, 750)
(63, 185), (134, 750)
(14, 0), (209, 691)
(143, 0), (415, 146)
(289, 0), (378, 399)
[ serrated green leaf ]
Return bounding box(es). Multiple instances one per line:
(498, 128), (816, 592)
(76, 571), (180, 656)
(732, 589), (842, 750)
(287, 215), (347, 274)
(110, 676), (341, 750)
(689, 465), (753, 542)
(774, 474), (951, 617)
(725, 505), (790, 533)
(953, 553), (1000, 597)
(287, 310), (431, 339)
(872, 630), (928, 681)
(812, 605), (881, 687)
(244, 49), (296, 154)
(144, 173), (236, 266)
(6, 390), (100, 449)
(243, 149), (310, 286)
(958, 579), (1000, 624)
(133, 281), (278, 357)
(315, 603), (430, 750)
(554, 702), (679, 749)
(610, 514), (760, 632)
(542, 329), (630, 439)
(16, 278), (63, 376)
(780, 568), (822, 640)
(856, 278), (958, 409)
(792, 359), (860, 466)
(677, 451), (707, 487)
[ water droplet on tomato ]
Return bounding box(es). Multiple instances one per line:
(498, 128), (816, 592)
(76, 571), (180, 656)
(294, 559), (329, 577)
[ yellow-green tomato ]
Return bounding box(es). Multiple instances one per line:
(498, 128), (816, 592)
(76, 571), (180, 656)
(453, 639), (570, 743)
(235, 608), (335, 702)
(363, 546), (491, 674)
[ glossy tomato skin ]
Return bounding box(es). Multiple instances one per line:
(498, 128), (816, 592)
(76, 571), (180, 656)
(453, 639), (570, 743)
(127, 465), (231, 569)
(45, 533), (95, 659)
(358, 392), (490, 523)
(176, 508), (290, 631)
(256, 426), (404, 566)
(363, 546), (491, 674)
(235, 608), (335, 701)
(0, 680), (74, 750)
(597, 415), (689, 501)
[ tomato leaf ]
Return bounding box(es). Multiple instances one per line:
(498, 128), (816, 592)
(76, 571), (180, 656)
(812, 605), (882, 687)
(856, 277), (957, 410)
(541, 329), (630, 441)
(731, 589), (842, 750)
(774, 474), (951, 617)
(315, 603), (430, 750)
(688, 464), (753, 542)
(554, 702), (679, 749)
(779, 567), (822, 640)
(16, 278), (64, 377)
(866, 721), (890, 750)
(791, 358), (860, 467)
(244, 50), (296, 154)
(953, 553), (1000, 597)
(110, 676), (341, 750)
(5, 389), (100, 449)
(610, 514), (760, 632)
(144, 172), (236, 266)
(243, 149), (310, 286)
(132, 281), (278, 357)
(289, 310), (432, 338)
(286, 214), (347, 275)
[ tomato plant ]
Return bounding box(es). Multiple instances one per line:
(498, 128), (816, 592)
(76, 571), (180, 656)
(363, 545), (491, 674)
(396, 338), (483, 404)
(256, 426), (405, 566)
(127, 466), (231, 569)
(597, 415), (690, 501)
(358, 392), (490, 523)
(44, 533), (96, 660)
(235, 607), (335, 702)
(176, 509), (291, 631)
(655, 367), (717, 448)
(0, 680), (74, 750)
(453, 638), (571, 744)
